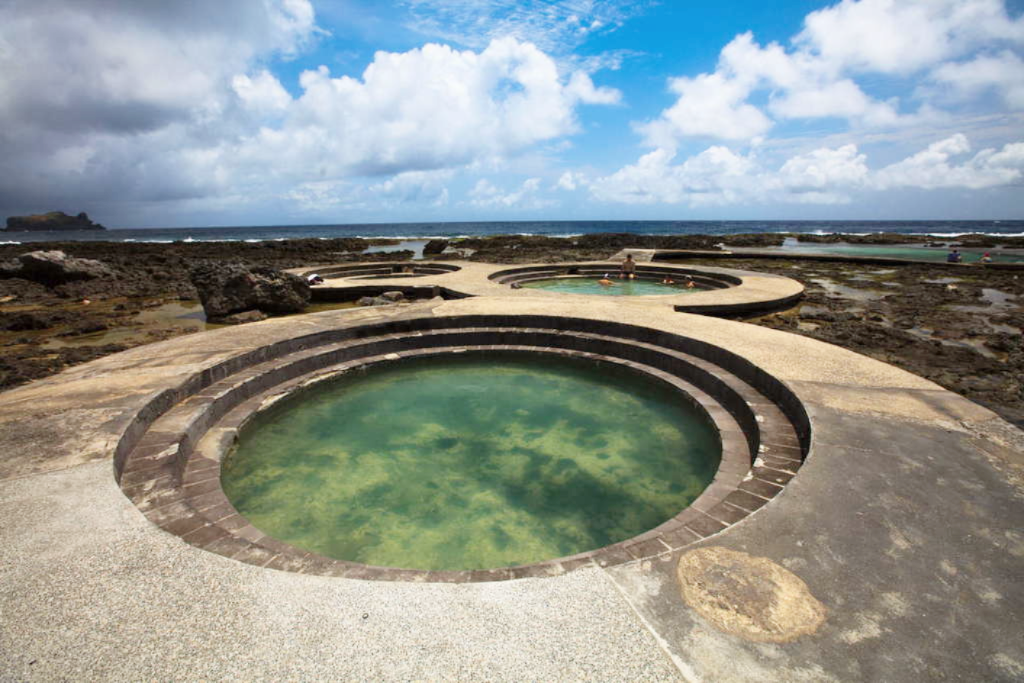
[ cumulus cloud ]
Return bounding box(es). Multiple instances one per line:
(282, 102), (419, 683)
(468, 177), (549, 208)
(233, 38), (619, 180)
(0, 0), (617, 219)
(591, 135), (1024, 207)
(640, 0), (1024, 146)
(931, 51), (1024, 108)
(555, 171), (588, 191)
(589, 147), (757, 206)
(233, 71), (293, 113)
(638, 72), (772, 146)
(873, 134), (1024, 189)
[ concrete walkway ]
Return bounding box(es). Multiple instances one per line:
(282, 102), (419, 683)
(1, 292), (1022, 680)
(306, 259), (805, 316)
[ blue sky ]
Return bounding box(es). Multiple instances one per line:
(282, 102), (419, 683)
(1, 0), (1023, 227)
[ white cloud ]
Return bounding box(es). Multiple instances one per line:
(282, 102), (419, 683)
(369, 169), (454, 207)
(796, 0), (1024, 75)
(555, 171), (588, 191)
(591, 135), (1024, 207)
(232, 38), (618, 180)
(931, 51), (1024, 108)
(873, 134), (1024, 189)
(640, 0), (1024, 146)
(589, 147), (758, 206)
(468, 177), (549, 208)
(639, 72), (772, 146)
(233, 71), (293, 112)
(0, 0), (617, 217)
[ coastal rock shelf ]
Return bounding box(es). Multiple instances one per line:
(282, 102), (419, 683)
(116, 313), (810, 580)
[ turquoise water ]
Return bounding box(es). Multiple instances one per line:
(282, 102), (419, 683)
(222, 353), (720, 571)
(523, 277), (700, 296)
(777, 242), (1024, 263)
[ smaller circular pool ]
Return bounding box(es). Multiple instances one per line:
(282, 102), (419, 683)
(221, 351), (721, 571)
(522, 277), (702, 296)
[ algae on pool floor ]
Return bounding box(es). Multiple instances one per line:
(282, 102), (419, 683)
(222, 352), (721, 571)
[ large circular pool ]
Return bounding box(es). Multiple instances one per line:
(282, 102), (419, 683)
(522, 276), (702, 296)
(221, 352), (721, 571)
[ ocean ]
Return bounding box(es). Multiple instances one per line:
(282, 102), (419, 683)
(1, 219), (1023, 244)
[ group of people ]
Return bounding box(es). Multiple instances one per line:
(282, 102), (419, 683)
(596, 254), (696, 288)
(947, 249), (993, 264)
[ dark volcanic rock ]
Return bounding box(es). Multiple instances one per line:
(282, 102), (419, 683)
(1, 250), (115, 285)
(423, 239), (449, 255)
(189, 262), (310, 320)
(0, 310), (73, 331)
(4, 211), (105, 232)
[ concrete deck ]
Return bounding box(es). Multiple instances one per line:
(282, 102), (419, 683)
(1, 288), (1023, 680)
(305, 260), (805, 316)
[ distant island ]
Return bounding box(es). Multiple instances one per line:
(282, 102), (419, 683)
(4, 211), (106, 232)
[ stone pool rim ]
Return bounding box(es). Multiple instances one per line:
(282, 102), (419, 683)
(217, 346), (736, 573)
(290, 259), (806, 317)
(115, 312), (810, 583)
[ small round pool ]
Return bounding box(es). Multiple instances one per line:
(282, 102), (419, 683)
(221, 351), (721, 571)
(522, 276), (701, 296)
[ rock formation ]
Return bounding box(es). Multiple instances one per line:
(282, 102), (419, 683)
(0, 250), (116, 285)
(189, 262), (310, 322)
(4, 212), (105, 232)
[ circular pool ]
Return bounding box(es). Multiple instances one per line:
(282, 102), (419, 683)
(116, 313), (809, 581)
(522, 276), (702, 296)
(222, 352), (720, 571)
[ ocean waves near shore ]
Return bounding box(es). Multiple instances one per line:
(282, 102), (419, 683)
(2, 220), (1023, 244)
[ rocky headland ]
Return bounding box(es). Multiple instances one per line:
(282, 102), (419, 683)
(4, 211), (105, 232)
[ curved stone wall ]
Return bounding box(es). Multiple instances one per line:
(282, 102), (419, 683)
(115, 313), (810, 581)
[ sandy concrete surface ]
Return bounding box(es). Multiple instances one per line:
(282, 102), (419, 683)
(1, 292), (1022, 681)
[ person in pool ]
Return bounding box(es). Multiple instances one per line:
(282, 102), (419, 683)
(598, 274), (615, 286)
(620, 253), (637, 279)
(947, 248), (962, 263)
(980, 253), (993, 264)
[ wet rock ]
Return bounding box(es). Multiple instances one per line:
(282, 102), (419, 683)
(1, 250), (115, 285)
(0, 310), (71, 331)
(189, 262), (310, 319)
(216, 310), (268, 325)
(379, 291), (405, 302)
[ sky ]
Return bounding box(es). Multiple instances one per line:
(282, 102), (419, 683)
(1, 0), (1023, 228)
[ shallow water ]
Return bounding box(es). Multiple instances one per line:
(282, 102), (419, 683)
(222, 352), (721, 571)
(775, 241), (1024, 263)
(523, 277), (700, 296)
(808, 278), (887, 302)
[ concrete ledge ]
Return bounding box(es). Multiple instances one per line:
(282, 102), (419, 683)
(1, 293), (1021, 680)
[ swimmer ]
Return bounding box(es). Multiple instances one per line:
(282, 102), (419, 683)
(662, 276), (675, 284)
(598, 273), (615, 286)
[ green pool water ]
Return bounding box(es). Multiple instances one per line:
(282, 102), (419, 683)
(522, 276), (700, 296)
(222, 352), (721, 571)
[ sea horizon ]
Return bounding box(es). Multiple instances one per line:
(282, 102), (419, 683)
(2, 218), (1023, 244)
